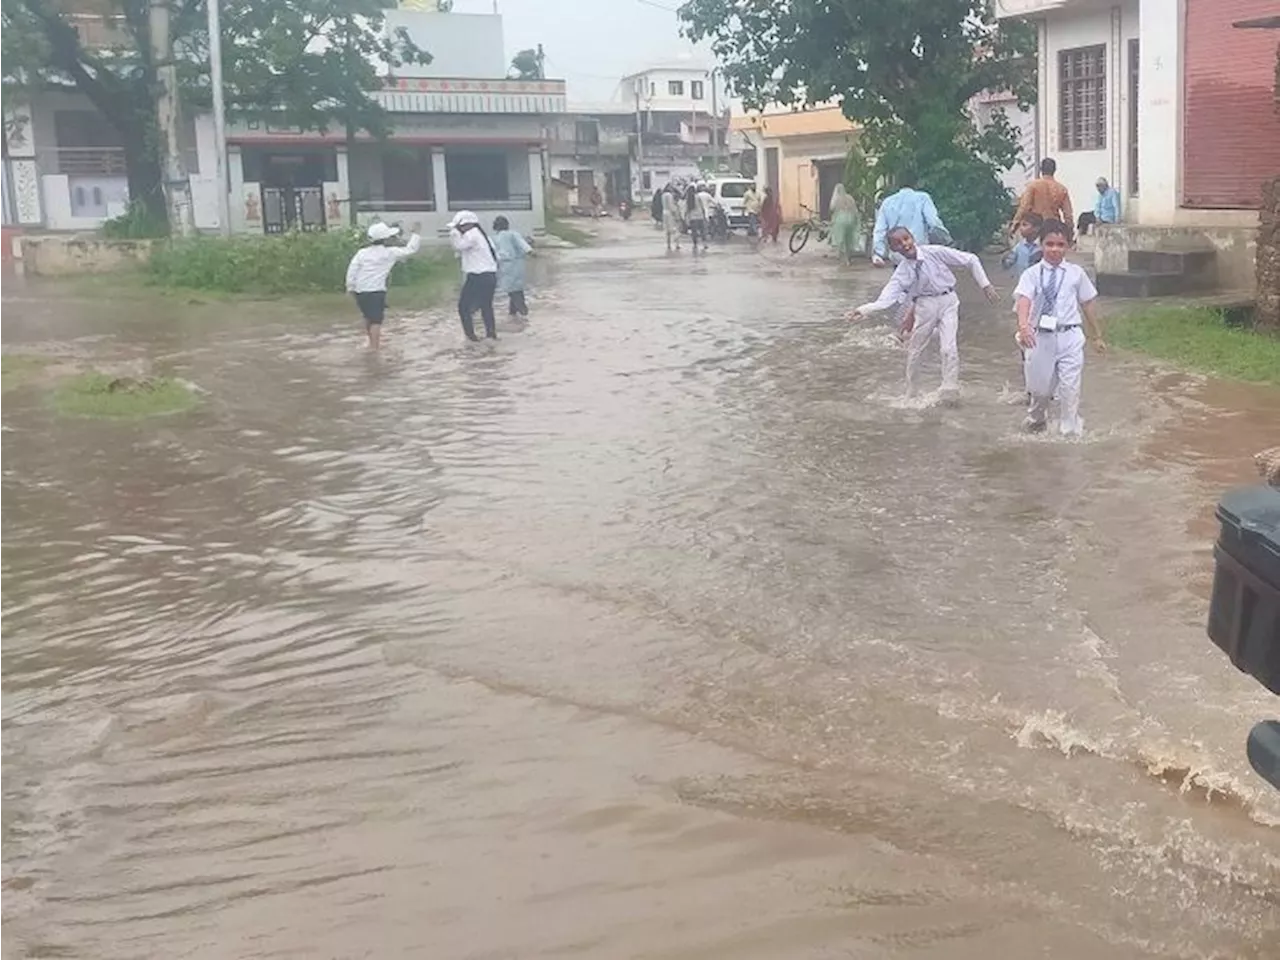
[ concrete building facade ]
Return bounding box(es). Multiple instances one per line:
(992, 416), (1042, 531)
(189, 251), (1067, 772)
(731, 106), (859, 222)
(996, 0), (1280, 289)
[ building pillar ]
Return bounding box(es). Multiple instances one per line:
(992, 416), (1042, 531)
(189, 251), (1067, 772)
(4, 101), (44, 226)
(327, 145), (350, 228)
(527, 146), (545, 229)
(431, 147), (449, 220)
(227, 145), (249, 233)
(1136, 0), (1183, 224)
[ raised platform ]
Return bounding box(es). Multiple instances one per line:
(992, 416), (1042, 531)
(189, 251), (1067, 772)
(1094, 223), (1257, 298)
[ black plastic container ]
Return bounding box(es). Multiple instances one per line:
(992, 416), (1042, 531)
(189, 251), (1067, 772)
(1208, 486), (1280, 694)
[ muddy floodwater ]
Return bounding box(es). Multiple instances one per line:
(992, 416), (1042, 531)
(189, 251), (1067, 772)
(3, 223), (1279, 959)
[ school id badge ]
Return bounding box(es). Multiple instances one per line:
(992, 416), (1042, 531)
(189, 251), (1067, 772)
(1037, 313), (1059, 332)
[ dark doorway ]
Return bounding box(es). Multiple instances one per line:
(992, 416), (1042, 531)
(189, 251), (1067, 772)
(251, 150), (332, 234)
(816, 160), (844, 220)
(764, 147), (780, 201)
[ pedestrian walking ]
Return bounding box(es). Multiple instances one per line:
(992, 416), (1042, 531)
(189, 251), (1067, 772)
(1015, 219), (1107, 436)
(759, 186), (781, 243)
(742, 183), (762, 238)
(847, 227), (1000, 401)
(661, 188), (683, 251)
(344, 221), (422, 350)
(492, 215), (532, 320)
(828, 184), (861, 264)
(449, 210), (499, 341)
(1011, 158), (1074, 240)
(1002, 212), (1044, 273)
(871, 176), (951, 266)
(651, 188), (664, 229)
(1077, 176), (1120, 236)
(684, 183), (707, 253)
(590, 185), (604, 219)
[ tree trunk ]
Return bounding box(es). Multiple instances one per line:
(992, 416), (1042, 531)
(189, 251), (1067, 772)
(1256, 177), (1279, 332)
(124, 136), (168, 229)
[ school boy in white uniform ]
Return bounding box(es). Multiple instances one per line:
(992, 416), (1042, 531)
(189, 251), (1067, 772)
(1014, 219), (1108, 435)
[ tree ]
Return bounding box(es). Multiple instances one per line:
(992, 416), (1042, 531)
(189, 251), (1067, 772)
(509, 47), (542, 81)
(679, 0), (1036, 248)
(1, 0), (430, 231)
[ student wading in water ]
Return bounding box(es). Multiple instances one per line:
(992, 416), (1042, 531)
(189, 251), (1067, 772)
(344, 221), (423, 350)
(848, 226), (1000, 402)
(449, 210), (499, 341)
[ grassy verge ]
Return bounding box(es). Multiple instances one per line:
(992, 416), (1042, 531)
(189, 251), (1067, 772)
(1107, 306), (1280, 386)
(147, 230), (453, 296)
(544, 216), (592, 246)
(2, 354), (54, 392)
(52, 373), (200, 419)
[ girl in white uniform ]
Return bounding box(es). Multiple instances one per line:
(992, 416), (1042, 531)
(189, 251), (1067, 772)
(1014, 219), (1107, 435)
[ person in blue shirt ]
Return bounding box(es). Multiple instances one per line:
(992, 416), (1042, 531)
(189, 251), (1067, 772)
(1078, 177), (1121, 235)
(492, 216), (533, 319)
(1002, 212), (1043, 272)
(871, 176), (952, 266)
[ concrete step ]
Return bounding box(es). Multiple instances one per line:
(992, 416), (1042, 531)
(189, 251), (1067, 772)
(1095, 270), (1190, 298)
(1128, 248), (1217, 286)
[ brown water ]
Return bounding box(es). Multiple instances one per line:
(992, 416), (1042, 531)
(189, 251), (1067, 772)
(3, 224), (1278, 959)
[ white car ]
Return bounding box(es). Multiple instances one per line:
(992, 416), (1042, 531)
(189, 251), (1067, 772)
(706, 178), (757, 231)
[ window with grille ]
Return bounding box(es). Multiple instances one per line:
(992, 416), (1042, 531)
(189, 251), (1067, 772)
(1058, 45), (1106, 151)
(668, 80), (684, 95)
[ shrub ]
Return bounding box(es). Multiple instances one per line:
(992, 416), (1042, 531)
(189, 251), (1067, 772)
(147, 228), (450, 294)
(101, 201), (170, 239)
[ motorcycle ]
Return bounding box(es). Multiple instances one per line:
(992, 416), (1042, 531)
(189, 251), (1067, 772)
(618, 198), (633, 220)
(707, 203), (730, 242)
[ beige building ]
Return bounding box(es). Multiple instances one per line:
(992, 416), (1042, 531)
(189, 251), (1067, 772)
(732, 106), (858, 222)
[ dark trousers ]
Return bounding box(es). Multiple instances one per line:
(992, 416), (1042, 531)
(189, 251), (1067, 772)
(458, 272), (498, 340)
(507, 290), (528, 316)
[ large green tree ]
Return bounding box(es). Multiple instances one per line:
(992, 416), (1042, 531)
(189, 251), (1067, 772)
(679, 0), (1036, 248)
(1, 0), (429, 229)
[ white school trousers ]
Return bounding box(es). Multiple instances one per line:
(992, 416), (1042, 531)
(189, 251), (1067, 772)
(906, 291), (960, 395)
(1025, 326), (1086, 435)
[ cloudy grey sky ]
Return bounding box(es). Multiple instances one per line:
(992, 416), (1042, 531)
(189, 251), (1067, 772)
(447, 0), (714, 101)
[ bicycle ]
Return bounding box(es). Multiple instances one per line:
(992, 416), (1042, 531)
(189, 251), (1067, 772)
(788, 204), (830, 254)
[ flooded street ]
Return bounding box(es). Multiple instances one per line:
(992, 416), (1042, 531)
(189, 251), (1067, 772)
(4, 223), (1279, 958)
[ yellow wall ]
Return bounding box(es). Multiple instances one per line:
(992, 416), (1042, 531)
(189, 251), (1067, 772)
(735, 107), (858, 222)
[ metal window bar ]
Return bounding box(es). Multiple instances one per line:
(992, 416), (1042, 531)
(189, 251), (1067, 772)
(1058, 45), (1106, 151)
(41, 147), (127, 177)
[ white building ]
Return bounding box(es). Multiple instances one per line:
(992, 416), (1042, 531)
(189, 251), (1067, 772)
(996, 0), (1280, 290)
(619, 62), (731, 193)
(3, 7), (563, 241)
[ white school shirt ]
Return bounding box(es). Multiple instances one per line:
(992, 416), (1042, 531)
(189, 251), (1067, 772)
(855, 244), (993, 315)
(450, 227), (498, 275)
(345, 234), (422, 292)
(1013, 260), (1097, 329)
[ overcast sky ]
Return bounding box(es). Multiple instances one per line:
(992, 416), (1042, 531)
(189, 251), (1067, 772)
(446, 0), (713, 101)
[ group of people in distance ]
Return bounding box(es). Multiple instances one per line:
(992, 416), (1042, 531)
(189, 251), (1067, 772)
(345, 211), (532, 348)
(651, 180), (782, 252)
(851, 157), (1107, 436)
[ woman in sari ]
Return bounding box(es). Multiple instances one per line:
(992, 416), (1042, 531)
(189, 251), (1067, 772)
(759, 186), (781, 244)
(828, 183), (862, 264)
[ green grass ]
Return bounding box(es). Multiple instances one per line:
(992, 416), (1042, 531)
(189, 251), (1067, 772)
(147, 230), (454, 295)
(2, 354), (54, 392)
(1108, 306), (1280, 386)
(544, 216), (592, 246)
(51, 373), (200, 419)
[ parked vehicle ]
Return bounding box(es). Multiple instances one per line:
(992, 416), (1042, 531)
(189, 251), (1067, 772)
(707, 204), (730, 241)
(706, 177), (757, 231)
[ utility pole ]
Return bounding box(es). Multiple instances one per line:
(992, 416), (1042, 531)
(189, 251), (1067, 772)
(207, 0), (231, 236)
(634, 89), (644, 196)
(150, 0), (192, 234)
(710, 69), (721, 174)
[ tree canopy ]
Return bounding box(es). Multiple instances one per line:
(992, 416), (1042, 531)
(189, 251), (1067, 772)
(2, 0), (430, 228)
(678, 0), (1037, 248)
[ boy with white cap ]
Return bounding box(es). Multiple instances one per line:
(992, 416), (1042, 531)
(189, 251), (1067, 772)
(449, 210), (500, 341)
(344, 221), (421, 349)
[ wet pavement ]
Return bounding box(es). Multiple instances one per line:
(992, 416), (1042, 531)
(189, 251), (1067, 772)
(3, 221), (1279, 959)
